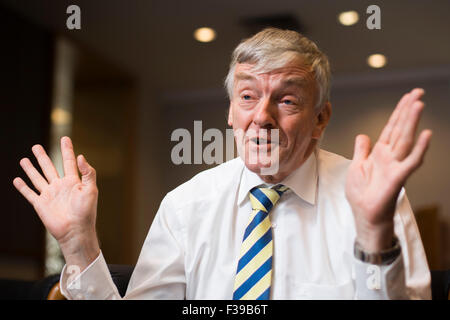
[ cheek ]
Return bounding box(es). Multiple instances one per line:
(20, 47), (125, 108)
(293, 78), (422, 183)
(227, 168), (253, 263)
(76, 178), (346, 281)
(281, 118), (316, 148)
(231, 109), (253, 130)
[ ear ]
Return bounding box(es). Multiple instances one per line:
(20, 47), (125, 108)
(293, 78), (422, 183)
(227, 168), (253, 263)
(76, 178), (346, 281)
(227, 102), (233, 127)
(312, 101), (332, 139)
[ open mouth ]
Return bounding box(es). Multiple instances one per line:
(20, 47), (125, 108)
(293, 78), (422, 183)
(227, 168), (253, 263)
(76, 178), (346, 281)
(250, 137), (271, 145)
(249, 137), (279, 146)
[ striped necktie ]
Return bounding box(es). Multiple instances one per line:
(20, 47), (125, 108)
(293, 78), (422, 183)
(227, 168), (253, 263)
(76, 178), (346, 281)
(233, 184), (289, 300)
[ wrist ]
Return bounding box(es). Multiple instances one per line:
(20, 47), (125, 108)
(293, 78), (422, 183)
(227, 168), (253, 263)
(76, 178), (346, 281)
(355, 219), (394, 253)
(59, 229), (100, 272)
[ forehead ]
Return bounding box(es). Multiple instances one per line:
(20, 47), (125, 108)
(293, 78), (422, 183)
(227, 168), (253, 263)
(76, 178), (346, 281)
(234, 58), (315, 87)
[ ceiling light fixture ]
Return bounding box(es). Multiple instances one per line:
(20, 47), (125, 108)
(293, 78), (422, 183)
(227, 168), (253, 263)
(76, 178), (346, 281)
(338, 11), (359, 26)
(367, 54), (387, 68)
(193, 27), (216, 43)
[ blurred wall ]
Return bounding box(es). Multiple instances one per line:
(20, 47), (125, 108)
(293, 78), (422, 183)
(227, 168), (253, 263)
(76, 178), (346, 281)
(72, 83), (136, 265)
(0, 5), (53, 280)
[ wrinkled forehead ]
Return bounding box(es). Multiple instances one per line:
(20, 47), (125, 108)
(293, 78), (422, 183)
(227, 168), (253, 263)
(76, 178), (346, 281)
(233, 59), (316, 89)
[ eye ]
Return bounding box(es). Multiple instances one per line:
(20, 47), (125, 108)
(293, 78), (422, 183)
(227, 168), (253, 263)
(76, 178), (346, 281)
(281, 99), (295, 105)
(242, 95), (252, 100)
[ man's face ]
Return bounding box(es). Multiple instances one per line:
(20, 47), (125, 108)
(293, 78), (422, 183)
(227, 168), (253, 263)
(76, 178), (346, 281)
(228, 57), (331, 182)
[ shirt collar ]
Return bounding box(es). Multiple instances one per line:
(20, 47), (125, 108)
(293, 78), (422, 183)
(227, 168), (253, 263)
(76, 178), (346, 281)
(237, 150), (318, 206)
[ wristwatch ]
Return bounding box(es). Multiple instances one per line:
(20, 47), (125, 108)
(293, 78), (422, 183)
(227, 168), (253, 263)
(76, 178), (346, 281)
(354, 236), (401, 265)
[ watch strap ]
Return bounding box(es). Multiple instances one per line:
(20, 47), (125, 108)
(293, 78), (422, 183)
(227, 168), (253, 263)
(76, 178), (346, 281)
(354, 236), (401, 265)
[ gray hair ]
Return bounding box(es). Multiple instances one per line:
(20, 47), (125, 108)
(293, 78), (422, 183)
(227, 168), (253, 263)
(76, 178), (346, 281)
(224, 28), (331, 111)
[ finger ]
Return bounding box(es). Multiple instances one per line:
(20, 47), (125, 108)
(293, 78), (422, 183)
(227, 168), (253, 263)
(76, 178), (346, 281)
(13, 177), (39, 205)
(392, 100), (425, 159)
(77, 154), (96, 186)
(390, 88), (425, 146)
(32, 144), (59, 182)
(352, 134), (371, 163)
(61, 136), (78, 177)
(378, 92), (410, 144)
(403, 129), (432, 175)
(19, 158), (48, 192)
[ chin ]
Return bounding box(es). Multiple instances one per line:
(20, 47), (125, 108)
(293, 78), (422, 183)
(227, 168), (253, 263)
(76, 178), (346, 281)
(242, 142), (285, 172)
(242, 156), (282, 177)
(244, 161), (264, 173)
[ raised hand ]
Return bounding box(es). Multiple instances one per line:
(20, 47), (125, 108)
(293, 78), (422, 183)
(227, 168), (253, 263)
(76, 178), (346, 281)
(13, 136), (100, 269)
(345, 88), (432, 252)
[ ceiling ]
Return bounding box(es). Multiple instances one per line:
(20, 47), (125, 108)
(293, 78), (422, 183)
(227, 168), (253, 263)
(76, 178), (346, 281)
(2, 0), (450, 95)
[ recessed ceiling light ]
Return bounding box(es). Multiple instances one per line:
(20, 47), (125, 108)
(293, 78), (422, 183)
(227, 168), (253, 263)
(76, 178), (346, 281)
(367, 54), (387, 68)
(338, 11), (359, 26)
(193, 27), (216, 43)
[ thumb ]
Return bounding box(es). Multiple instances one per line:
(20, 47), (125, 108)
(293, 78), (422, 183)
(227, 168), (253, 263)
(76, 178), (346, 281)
(353, 134), (371, 163)
(77, 154), (96, 185)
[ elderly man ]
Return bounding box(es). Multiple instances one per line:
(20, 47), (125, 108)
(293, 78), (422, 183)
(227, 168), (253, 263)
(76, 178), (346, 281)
(13, 28), (431, 299)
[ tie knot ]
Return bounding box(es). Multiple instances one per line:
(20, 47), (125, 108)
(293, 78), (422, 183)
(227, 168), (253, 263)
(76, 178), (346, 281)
(249, 185), (289, 213)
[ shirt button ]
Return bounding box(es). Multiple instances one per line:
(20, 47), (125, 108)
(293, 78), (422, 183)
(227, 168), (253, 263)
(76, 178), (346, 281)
(87, 286), (95, 294)
(75, 293), (84, 300)
(272, 222), (277, 228)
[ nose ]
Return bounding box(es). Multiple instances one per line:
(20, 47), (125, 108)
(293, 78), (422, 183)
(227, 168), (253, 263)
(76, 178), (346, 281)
(253, 97), (276, 128)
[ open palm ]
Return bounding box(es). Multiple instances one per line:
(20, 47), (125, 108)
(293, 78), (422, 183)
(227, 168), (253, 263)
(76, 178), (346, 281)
(13, 137), (98, 244)
(345, 88), (432, 247)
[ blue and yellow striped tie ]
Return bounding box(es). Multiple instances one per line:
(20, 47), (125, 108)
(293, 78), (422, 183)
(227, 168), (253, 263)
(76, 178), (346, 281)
(233, 184), (289, 300)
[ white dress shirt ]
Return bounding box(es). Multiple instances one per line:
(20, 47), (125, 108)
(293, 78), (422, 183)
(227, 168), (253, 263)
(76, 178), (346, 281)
(60, 149), (431, 300)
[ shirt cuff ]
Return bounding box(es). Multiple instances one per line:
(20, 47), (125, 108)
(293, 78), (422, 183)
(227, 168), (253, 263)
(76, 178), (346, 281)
(353, 252), (407, 299)
(59, 251), (121, 300)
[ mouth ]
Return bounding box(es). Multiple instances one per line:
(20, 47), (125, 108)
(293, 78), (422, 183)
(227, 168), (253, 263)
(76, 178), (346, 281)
(248, 136), (281, 149)
(250, 137), (271, 145)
